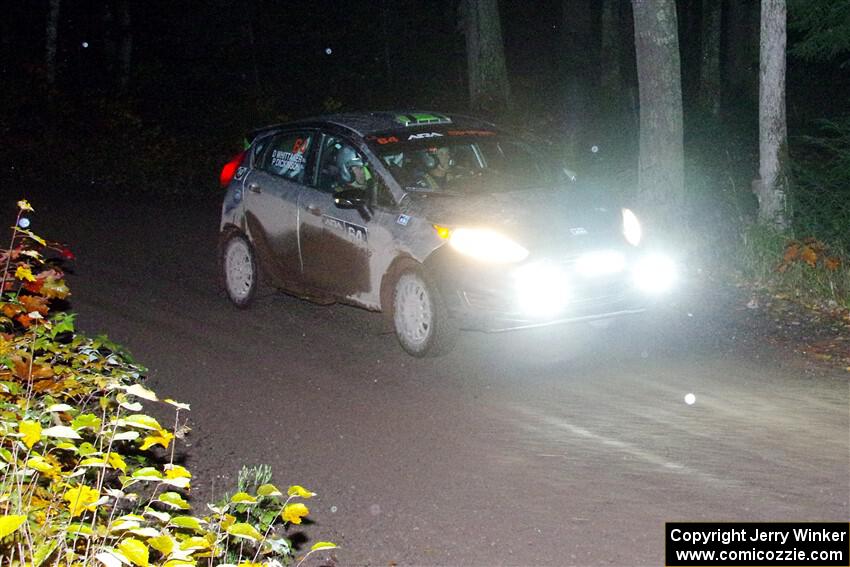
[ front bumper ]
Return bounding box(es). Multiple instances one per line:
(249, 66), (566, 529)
(427, 247), (676, 332)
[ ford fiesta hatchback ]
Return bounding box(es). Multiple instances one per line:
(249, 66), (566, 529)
(219, 111), (676, 356)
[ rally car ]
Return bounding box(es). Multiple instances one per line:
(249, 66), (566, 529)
(218, 111), (676, 356)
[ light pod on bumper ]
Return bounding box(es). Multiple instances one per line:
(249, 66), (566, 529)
(514, 261), (571, 317)
(632, 253), (677, 293)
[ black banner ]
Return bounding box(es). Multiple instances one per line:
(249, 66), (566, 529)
(666, 522), (850, 566)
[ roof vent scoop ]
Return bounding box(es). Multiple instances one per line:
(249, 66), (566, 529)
(394, 112), (453, 127)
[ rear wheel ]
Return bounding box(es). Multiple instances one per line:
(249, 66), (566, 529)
(392, 266), (458, 357)
(221, 233), (258, 308)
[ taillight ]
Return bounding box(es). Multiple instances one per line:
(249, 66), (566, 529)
(220, 150), (246, 188)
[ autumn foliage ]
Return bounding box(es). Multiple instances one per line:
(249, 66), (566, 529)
(0, 201), (337, 566)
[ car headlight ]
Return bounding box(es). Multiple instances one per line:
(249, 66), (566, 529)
(435, 226), (529, 264)
(622, 208), (642, 246)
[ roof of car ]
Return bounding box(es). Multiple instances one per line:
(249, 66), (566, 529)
(250, 111), (498, 139)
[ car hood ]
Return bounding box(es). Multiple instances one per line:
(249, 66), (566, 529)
(402, 184), (625, 253)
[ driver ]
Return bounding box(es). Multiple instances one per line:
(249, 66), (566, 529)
(335, 145), (371, 191)
(418, 146), (467, 190)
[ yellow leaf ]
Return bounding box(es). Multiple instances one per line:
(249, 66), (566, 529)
(139, 430), (174, 451)
(0, 514), (27, 538)
(64, 485), (100, 517)
(108, 452), (128, 473)
(310, 541), (339, 551)
(163, 399), (190, 411)
(26, 455), (57, 475)
(15, 265), (36, 282)
(117, 538), (149, 567)
(124, 384), (158, 401)
(17, 200), (34, 212)
(147, 535), (175, 556)
(19, 420), (42, 449)
(287, 485), (316, 499)
(164, 464), (192, 479)
(281, 503), (309, 525)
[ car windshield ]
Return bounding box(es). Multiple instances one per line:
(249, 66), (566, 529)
(373, 135), (568, 194)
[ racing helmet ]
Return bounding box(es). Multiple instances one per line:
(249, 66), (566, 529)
(336, 145), (365, 183)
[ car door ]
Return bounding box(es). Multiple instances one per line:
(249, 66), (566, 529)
(297, 133), (395, 305)
(243, 131), (314, 286)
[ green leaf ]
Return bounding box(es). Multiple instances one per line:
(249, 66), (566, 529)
(78, 442), (99, 456)
(66, 523), (94, 537)
(157, 492), (190, 510)
(49, 312), (76, 338)
(131, 467), (164, 480)
(229, 491), (257, 504)
(41, 425), (81, 439)
(32, 540), (59, 567)
(225, 522), (262, 541)
(0, 514), (27, 539)
(257, 483), (283, 497)
(72, 413), (102, 431)
(119, 414), (162, 431)
(169, 516), (204, 532)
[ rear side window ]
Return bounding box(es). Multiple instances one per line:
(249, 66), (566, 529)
(259, 132), (313, 183)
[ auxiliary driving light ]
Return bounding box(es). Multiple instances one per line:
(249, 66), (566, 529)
(632, 253), (677, 293)
(514, 262), (570, 317)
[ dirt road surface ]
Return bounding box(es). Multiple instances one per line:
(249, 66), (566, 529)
(21, 196), (849, 566)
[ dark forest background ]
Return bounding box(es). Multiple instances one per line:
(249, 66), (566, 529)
(1, 1), (848, 298)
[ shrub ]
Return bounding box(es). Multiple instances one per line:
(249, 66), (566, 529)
(738, 223), (849, 308)
(0, 201), (337, 566)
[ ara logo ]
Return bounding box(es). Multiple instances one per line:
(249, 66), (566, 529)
(407, 132), (443, 140)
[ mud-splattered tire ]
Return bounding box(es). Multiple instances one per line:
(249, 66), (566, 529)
(221, 233), (258, 308)
(391, 266), (458, 357)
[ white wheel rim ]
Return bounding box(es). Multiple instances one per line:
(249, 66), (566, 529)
(395, 273), (433, 346)
(225, 239), (254, 300)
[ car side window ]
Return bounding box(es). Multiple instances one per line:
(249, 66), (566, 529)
(259, 132), (313, 183)
(317, 136), (371, 193)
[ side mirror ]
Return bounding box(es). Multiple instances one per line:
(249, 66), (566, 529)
(334, 188), (373, 221)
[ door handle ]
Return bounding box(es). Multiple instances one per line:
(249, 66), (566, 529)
(306, 205), (322, 216)
(247, 183), (261, 194)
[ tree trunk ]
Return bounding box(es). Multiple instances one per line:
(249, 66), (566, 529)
(631, 0), (685, 232)
(463, 0), (511, 115)
(755, 0), (790, 229)
(45, 0), (61, 87)
(700, 0), (721, 117)
(118, 0), (132, 92)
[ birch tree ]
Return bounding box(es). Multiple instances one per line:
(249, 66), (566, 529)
(462, 0), (511, 114)
(755, 0), (790, 228)
(630, 0), (685, 229)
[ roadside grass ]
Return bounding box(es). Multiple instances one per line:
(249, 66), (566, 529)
(0, 200), (337, 566)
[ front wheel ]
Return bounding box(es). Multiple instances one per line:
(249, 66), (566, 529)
(221, 232), (258, 308)
(392, 267), (458, 357)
